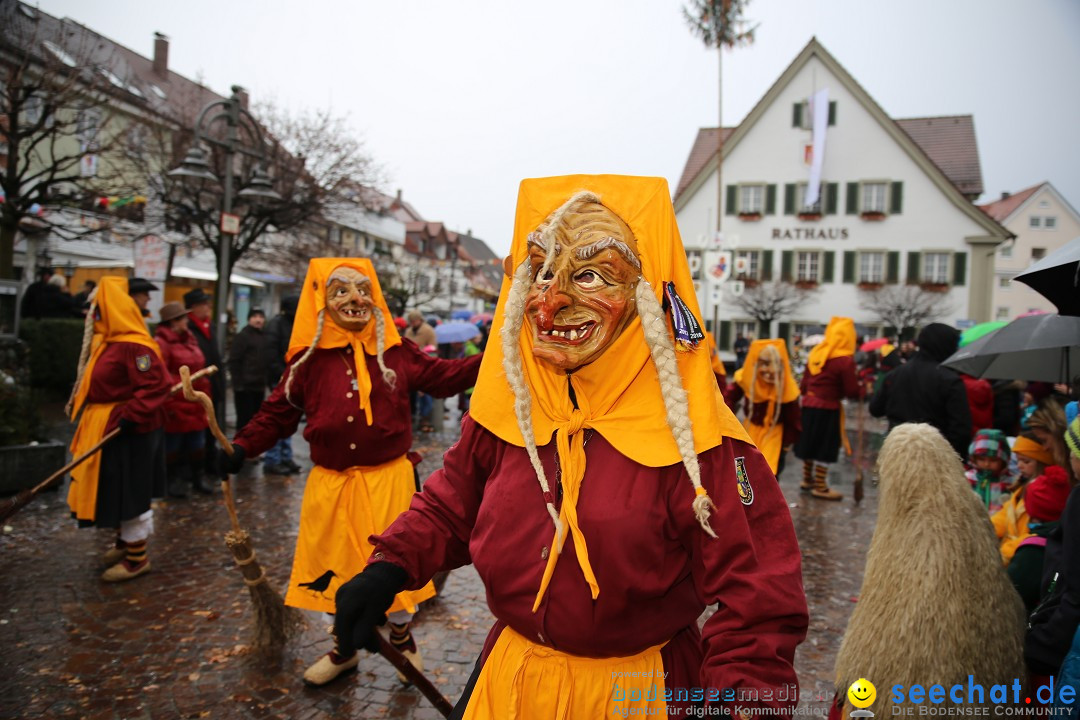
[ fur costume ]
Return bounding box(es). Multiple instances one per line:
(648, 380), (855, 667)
(833, 423), (1026, 716)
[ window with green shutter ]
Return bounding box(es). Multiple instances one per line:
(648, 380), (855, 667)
(842, 251), (856, 283)
(907, 251), (921, 283)
(719, 320), (732, 350)
(846, 183), (859, 215)
(825, 183), (839, 215)
(828, 101), (836, 126)
(793, 103), (803, 128)
(886, 251), (900, 284)
(953, 252), (967, 286)
(781, 251), (794, 281)
(726, 185), (736, 215)
(890, 181), (904, 214)
(784, 184), (796, 215)
(765, 184), (777, 215)
(822, 251), (836, 283)
(761, 250), (774, 280)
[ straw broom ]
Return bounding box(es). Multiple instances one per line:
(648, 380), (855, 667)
(179, 365), (303, 652)
(0, 367), (219, 523)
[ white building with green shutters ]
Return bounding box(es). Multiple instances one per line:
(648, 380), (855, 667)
(672, 38), (1011, 352)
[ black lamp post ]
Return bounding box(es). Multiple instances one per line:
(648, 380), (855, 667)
(167, 85), (280, 348)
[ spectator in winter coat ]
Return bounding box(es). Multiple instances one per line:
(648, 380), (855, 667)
(154, 302), (214, 497)
(261, 294), (301, 475)
(961, 373), (994, 441)
(869, 323), (972, 460)
(228, 308), (267, 434)
(184, 288), (225, 478)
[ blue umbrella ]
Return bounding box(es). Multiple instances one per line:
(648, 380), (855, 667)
(435, 321), (481, 344)
(450, 309), (473, 320)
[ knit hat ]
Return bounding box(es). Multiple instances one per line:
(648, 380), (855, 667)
(1067, 416), (1080, 460)
(1025, 466), (1071, 522)
(1011, 435), (1055, 467)
(969, 428), (1010, 466)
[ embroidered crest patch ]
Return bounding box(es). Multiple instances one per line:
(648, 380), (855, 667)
(135, 354), (151, 372)
(735, 456), (753, 506)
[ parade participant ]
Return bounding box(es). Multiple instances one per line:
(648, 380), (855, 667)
(65, 276), (171, 582)
(153, 302), (214, 497)
(219, 258), (482, 686)
(334, 177), (807, 718)
(726, 338), (800, 476)
(833, 424), (1026, 718)
(795, 316), (860, 501)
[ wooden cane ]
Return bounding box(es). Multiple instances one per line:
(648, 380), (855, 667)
(376, 634), (454, 717)
(0, 366), (219, 524)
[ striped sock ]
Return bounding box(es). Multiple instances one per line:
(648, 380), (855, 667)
(125, 539), (147, 567)
(813, 463), (830, 489)
(802, 460), (814, 487)
(389, 622), (416, 653)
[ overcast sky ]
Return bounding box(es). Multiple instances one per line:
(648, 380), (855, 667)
(34, 0), (1080, 256)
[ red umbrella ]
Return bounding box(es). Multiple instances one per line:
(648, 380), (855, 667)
(469, 312), (493, 324)
(393, 316), (407, 329)
(860, 337), (890, 352)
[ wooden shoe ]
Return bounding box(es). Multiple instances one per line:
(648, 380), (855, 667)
(102, 559), (151, 582)
(102, 545), (127, 566)
(395, 643), (423, 684)
(811, 485), (843, 501)
(302, 651), (358, 686)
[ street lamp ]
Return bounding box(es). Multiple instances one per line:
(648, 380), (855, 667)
(446, 235), (459, 316)
(168, 85), (280, 348)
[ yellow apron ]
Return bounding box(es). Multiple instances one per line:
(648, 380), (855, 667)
(464, 627), (667, 720)
(67, 402), (120, 523)
(284, 455), (435, 614)
(744, 411), (784, 475)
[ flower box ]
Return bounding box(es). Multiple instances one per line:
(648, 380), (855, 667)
(794, 280), (819, 290)
(737, 277), (760, 288)
(860, 211), (887, 221)
(737, 212), (763, 222)
(920, 282), (950, 293)
(797, 212), (822, 221)
(857, 282), (884, 290)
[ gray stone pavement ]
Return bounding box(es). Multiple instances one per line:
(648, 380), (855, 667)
(0, 399), (884, 719)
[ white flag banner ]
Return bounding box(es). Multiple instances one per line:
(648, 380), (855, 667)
(805, 87), (829, 207)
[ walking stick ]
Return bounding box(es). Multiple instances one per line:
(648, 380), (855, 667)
(376, 634), (455, 717)
(178, 366), (303, 652)
(0, 366), (219, 524)
(853, 399), (865, 505)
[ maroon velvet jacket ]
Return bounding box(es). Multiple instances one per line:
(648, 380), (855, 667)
(84, 342), (171, 433)
(154, 324), (211, 434)
(373, 418), (808, 715)
(800, 355), (861, 410)
(233, 340), (482, 470)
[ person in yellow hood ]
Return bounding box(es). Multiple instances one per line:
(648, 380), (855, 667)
(794, 316), (861, 500)
(332, 176), (807, 718)
(65, 276), (172, 582)
(220, 258), (482, 687)
(727, 338), (801, 475)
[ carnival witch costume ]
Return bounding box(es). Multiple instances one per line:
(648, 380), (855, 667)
(728, 338), (801, 476)
(333, 175), (808, 718)
(223, 257), (481, 685)
(66, 276), (171, 582)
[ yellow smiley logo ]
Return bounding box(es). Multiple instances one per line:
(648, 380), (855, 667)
(847, 678), (876, 709)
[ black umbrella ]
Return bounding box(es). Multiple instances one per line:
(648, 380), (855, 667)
(1013, 235), (1080, 316)
(942, 313), (1080, 383)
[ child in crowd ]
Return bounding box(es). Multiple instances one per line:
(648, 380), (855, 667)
(967, 428), (1012, 510)
(1007, 465), (1071, 613)
(991, 433), (1055, 565)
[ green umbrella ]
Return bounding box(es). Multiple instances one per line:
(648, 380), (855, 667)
(959, 321), (1007, 347)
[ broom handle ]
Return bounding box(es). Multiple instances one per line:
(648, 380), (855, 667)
(376, 634), (454, 717)
(0, 366), (220, 524)
(179, 366), (243, 535)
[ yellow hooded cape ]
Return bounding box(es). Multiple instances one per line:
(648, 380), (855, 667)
(286, 258), (401, 425)
(806, 316), (856, 376)
(732, 338), (800, 473)
(469, 175), (750, 611)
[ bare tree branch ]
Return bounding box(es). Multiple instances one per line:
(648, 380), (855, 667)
(858, 285), (953, 335)
(727, 280), (818, 336)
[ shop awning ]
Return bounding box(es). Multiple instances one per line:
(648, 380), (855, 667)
(170, 265), (266, 287)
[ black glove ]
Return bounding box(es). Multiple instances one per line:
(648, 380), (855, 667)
(334, 561), (408, 656)
(218, 444), (246, 476)
(117, 417), (137, 435)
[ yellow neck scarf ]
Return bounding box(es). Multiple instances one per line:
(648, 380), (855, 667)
(806, 316), (856, 376)
(286, 258), (401, 425)
(69, 276), (162, 420)
(469, 175), (751, 611)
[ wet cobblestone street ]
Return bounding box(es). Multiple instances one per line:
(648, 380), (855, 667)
(0, 400), (884, 719)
